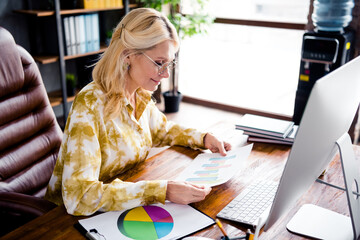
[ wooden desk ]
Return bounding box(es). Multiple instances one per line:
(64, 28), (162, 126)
(1, 122), (358, 240)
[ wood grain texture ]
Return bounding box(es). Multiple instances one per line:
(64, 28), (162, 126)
(2, 121), (358, 240)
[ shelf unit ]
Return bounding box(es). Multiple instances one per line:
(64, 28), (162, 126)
(15, 0), (135, 126)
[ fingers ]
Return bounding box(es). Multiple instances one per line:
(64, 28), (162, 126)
(204, 133), (233, 156)
(187, 183), (211, 202)
(224, 141), (232, 151)
(217, 142), (227, 156)
(187, 182), (212, 195)
(166, 181), (212, 205)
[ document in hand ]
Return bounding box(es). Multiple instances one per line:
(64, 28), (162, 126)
(76, 202), (215, 240)
(176, 144), (253, 187)
(236, 114), (294, 139)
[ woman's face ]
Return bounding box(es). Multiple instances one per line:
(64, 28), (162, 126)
(127, 40), (177, 93)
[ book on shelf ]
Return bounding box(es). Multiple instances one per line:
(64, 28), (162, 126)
(62, 13), (100, 56)
(74, 15), (81, 54)
(63, 17), (72, 55)
(81, 0), (123, 9)
(91, 13), (100, 52)
(69, 16), (77, 55)
(78, 15), (87, 54)
(236, 114), (298, 145)
(84, 14), (93, 53)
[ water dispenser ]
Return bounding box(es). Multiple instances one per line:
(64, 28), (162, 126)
(293, 0), (355, 125)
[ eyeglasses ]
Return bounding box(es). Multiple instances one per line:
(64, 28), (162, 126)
(142, 52), (177, 75)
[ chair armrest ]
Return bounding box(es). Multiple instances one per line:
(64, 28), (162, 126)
(0, 192), (57, 236)
(0, 192), (56, 217)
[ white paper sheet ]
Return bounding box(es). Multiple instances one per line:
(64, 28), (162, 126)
(176, 144), (253, 187)
(78, 202), (214, 240)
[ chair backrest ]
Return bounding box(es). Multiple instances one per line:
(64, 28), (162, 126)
(0, 27), (63, 198)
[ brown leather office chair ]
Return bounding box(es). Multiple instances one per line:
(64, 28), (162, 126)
(0, 27), (63, 236)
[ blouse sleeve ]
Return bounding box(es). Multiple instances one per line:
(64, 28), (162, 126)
(148, 102), (207, 149)
(60, 100), (167, 216)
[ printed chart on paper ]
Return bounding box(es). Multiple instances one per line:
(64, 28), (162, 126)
(176, 144), (253, 187)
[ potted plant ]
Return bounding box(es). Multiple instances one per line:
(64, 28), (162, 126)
(137, 0), (214, 112)
(66, 73), (77, 97)
(105, 30), (112, 46)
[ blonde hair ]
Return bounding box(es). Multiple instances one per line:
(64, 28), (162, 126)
(93, 8), (179, 120)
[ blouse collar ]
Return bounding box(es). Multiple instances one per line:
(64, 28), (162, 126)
(124, 88), (152, 121)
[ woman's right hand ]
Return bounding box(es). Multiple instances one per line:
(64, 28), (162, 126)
(165, 180), (212, 205)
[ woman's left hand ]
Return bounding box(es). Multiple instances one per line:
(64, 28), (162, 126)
(203, 133), (232, 156)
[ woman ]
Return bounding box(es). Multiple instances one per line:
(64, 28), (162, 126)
(45, 8), (231, 216)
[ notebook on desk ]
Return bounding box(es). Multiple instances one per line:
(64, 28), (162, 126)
(246, 125), (298, 145)
(236, 114), (294, 139)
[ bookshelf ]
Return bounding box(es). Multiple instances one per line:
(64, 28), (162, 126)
(14, 5), (137, 16)
(15, 0), (135, 127)
(31, 43), (108, 64)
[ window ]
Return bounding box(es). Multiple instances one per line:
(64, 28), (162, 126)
(178, 0), (310, 116)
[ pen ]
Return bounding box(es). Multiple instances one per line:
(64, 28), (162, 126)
(221, 237), (246, 240)
(215, 219), (229, 240)
(246, 229), (254, 240)
(219, 229), (254, 240)
(85, 232), (97, 240)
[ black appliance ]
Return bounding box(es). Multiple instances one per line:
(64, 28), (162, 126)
(293, 30), (354, 125)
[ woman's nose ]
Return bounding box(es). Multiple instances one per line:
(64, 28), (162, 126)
(159, 68), (170, 78)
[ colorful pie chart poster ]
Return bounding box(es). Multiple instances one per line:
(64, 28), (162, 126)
(118, 206), (173, 239)
(78, 202), (215, 240)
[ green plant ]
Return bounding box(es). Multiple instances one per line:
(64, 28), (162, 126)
(66, 73), (77, 96)
(106, 30), (113, 39)
(105, 30), (113, 46)
(137, 0), (214, 95)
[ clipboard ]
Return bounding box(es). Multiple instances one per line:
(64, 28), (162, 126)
(75, 202), (215, 240)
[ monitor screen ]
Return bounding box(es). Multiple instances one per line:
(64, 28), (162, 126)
(264, 55), (360, 236)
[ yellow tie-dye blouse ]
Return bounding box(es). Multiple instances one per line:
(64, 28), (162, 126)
(45, 82), (206, 216)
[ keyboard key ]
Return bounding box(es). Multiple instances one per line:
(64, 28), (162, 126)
(217, 181), (278, 227)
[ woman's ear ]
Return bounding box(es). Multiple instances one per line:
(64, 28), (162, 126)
(122, 49), (134, 62)
(123, 49), (130, 56)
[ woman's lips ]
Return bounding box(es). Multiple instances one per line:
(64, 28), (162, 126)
(151, 78), (161, 84)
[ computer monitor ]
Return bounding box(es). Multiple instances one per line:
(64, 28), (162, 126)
(263, 55), (360, 239)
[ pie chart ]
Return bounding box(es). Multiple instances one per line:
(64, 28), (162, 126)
(117, 205), (174, 240)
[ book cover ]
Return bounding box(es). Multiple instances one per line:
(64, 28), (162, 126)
(68, 16), (76, 55)
(116, 0), (123, 7)
(244, 125), (298, 141)
(78, 15), (87, 54)
(84, 14), (93, 52)
(236, 114), (294, 138)
(105, 0), (112, 8)
(74, 15), (81, 55)
(91, 13), (100, 51)
(83, 0), (94, 9)
(248, 136), (293, 146)
(63, 16), (72, 56)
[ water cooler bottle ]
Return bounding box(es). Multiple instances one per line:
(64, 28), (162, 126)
(293, 0), (355, 125)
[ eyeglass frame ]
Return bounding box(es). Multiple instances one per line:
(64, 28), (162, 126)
(142, 52), (177, 75)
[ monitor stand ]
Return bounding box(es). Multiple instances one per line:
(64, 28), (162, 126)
(286, 133), (360, 240)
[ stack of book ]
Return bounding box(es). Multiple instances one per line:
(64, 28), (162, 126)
(236, 114), (298, 145)
(81, 0), (123, 9)
(63, 13), (100, 56)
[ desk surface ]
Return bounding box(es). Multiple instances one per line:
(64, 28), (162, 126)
(2, 121), (358, 240)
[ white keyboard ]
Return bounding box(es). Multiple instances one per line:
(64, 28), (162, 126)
(217, 181), (278, 227)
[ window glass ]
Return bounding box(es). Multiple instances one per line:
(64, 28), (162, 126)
(178, 23), (305, 116)
(177, 1), (310, 116)
(181, 0), (310, 23)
